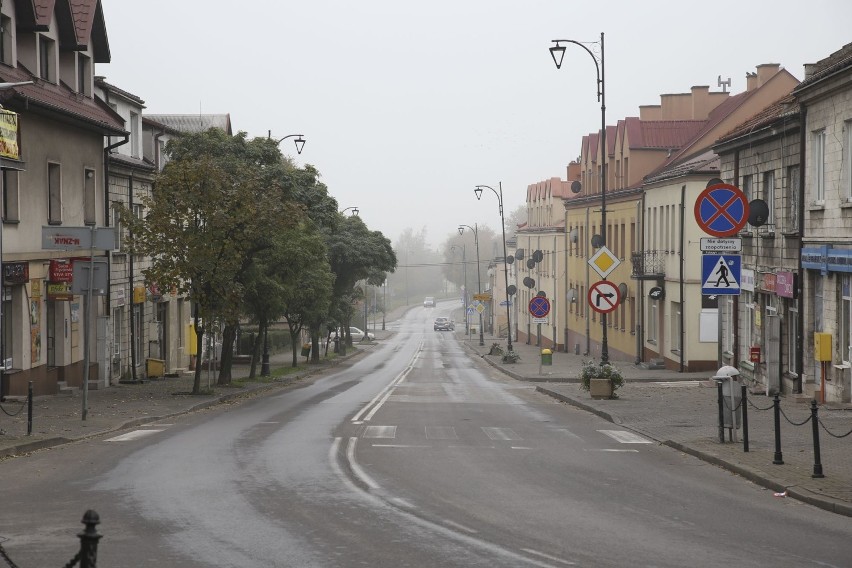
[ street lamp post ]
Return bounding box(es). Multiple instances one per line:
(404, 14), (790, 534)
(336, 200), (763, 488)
(382, 280), (387, 331)
(459, 224), (484, 346)
(267, 131), (306, 154)
(451, 244), (468, 334)
(340, 206), (359, 216)
(474, 183), (513, 353)
(550, 32), (609, 364)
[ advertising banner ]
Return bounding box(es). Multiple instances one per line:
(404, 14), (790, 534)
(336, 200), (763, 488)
(0, 109), (20, 159)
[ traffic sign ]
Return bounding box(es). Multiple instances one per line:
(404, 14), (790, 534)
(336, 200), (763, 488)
(700, 237), (742, 253)
(701, 255), (741, 295)
(528, 296), (551, 318)
(588, 245), (621, 278)
(473, 293), (492, 301)
(694, 183), (749, 237)
(588, 280), (621, 314)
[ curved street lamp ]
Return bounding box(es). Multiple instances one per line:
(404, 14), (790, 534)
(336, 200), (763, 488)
(267, 130), (306, 155)
(459, 224), (484, 346)
(550, 32), (609, 364)
(340, 206), (360, 216)
(473, 183), (512, 353)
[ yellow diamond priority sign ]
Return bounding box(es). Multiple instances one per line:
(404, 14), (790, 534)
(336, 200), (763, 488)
(588, 246), (621, 279)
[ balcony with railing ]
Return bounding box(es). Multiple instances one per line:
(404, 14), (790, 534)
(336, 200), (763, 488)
(631, 250), (667, 280)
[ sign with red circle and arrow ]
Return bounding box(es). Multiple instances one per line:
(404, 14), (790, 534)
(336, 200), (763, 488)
(694, 183), (750, 237)
(588, 280), (621, 314)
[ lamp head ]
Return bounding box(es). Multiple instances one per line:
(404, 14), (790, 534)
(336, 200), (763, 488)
(294, 136), (306, 155)
(352, 207), (359, 216)
(458, 226), (464, 236)
(473, 187), (483, 200)
(549, 42), (566, 69)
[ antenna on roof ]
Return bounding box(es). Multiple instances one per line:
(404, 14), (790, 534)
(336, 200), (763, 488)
(718, 75), (732, 93)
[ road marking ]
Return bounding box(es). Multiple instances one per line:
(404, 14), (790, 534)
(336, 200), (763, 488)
(511, 446), (535, 450)
(522, 548), (578, 566)
(347, 437), (379, 490)
(597, 430), (652, 444)
(372, 444), (431, 448)
(351, 341), (423, 423)
(552, 428), (582, 440)
(482, 427), (522, 441)
(363, 425), (397, 438)
(586, 449), (640, 453)
(648, 381), (701, 387)
(425, 426), (458, 440)
(105, 429), (164, 442)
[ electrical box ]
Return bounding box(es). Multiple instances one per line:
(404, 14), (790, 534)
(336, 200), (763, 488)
(814, 332), (832, 362)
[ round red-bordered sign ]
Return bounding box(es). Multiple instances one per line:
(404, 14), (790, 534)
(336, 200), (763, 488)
(694, 183), (750, 237)
(588, 280), (621, 314)
(528, 296), (551, 318)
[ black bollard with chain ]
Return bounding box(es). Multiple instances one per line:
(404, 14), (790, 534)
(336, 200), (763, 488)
(27, 381), (33, 436)
(772, 394), (784, 465)
(717, 381), (725, 443)
(741, 384), (749, 453)
(78, 510), (101, 568)
(810, 400), (824, 479)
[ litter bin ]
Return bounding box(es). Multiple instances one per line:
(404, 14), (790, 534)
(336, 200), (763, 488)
(301, 343), (311, 357)
(540, 349), (553, 366)
(146, 358), (165, 378)
(713, 365), (742, 441)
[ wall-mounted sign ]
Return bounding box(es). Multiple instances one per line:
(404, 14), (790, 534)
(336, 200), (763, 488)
(741, 268), (755, 292)
(0, 109), (20, 160)
(49, 259), (73, 282)
(115, 288), (126, 306)
(133, 286), (146, 304)
(648, 286), (665, 301)
(47, 282), (73, 301)
(776, 271), (797, 299)
(761, 273), (777, 293)
(2, 261), (29, 284)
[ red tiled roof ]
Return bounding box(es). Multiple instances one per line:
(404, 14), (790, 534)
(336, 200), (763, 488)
(795, 42), (852, 91)
(627, 117), (705, 149)
(716, 93), (798, 143)
(0, 64), (124, 134)
(34, 0), (56, 27)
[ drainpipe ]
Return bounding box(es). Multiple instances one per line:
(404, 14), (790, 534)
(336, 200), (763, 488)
(680, 184), (686, 372)
(104, 131), (128, 384)
(585, 205), (591, 355)
(635, 198), (644, 365)
(128, 173), (137, 381)
(796, 105), (807, 394)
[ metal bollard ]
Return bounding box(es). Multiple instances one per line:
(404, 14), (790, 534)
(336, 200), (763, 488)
(772, 394), (784, 465)
(741, 384), (749, 453)
(78, 510), (101, 568)
(717, 381), (725, 443)
(810, 400), (824, 478)
(27, 381), (33, 436)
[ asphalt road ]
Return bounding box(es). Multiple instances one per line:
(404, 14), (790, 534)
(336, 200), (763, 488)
(1, 304), (850, 567)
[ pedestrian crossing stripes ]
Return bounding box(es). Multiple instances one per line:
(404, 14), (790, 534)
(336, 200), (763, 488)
(646, 380), (702, 388)
(105, 429), (164, 442)
(359, 426), (651, 447)
(597, 430), (652, 444)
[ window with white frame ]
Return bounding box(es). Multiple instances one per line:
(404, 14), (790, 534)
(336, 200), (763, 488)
(648, 299), (658, 344)
(741, 174), (752, 203)
(743, 292), (754, 358)
(763, 170), (775, 227)
(112, 204), (123, 251)
(787, 305), (798, 377)
(670, 301), (681, 353)
(813, 129), (826, 203)
(845, 120), (852, 201)
(47, 162), (61, 224)
(0, 15), (12, 66)
(39, 35), (54, 82)
(724, 296), (735, 354)
(84, 169), (96, 225)
(130, 112), (140, 158)
(77, 53), (91, 96)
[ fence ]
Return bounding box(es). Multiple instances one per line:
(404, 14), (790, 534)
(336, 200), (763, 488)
(718, 383), (852, 478)
(0, 511), (101, 568)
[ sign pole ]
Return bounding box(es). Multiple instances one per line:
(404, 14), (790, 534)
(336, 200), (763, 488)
(81, 226), (96, 420)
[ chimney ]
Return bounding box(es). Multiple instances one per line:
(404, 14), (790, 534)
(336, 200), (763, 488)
(756, 63), (781, 87)
(803, 63), (818, 80)
(690, 85), (711, 120)
(746, 72), (758, 91)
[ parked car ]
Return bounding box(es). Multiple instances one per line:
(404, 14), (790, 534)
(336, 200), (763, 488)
(434, 317), (455, 331)
(340, 326), (375, 340)
(424, 297), (436, 307)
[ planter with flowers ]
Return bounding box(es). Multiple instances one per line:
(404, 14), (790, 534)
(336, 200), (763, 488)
(579, 360), (624, 399)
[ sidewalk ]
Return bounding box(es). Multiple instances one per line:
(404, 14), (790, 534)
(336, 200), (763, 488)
(460, 330), (852, 517)
(0, 341), (379, 459)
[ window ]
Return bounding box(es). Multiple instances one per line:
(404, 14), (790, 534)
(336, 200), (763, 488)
(741, 174), (753, 203)
(1, 286), (11, 370)
(39, 35), (54, 82)
(813, 129), (826, 203)
(133, 303), (143, 365)
(130, 112), (140, 158)
(724, 297), (734, 354)
(2, 169), (19, 222)
(47, 162), (61, 224)
(842, 277), (852, 365)
(787, 165), (800, 232)
(671, 302), (681, 352)
(0, 15), (12, 65)
(845, 121), (852, 201)
(743, 292), (754, 357)
(648, 299), (658, 344)
(84, 169), (96, 225)
(77, 53), (90, 96)
(763, 170), (775, 227)
(112, 204), (123, 251)
(787, 304), (798, 377)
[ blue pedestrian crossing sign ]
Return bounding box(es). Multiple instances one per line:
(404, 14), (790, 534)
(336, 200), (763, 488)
(702, 255), (741, 295)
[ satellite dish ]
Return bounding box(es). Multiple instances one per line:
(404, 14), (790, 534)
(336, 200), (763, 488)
(526, 258), (536, 269)
(507, 285), (517, 296)
(591, 234), (604, 248)
(749, 199), (769, 227)
(706, 177), (725, 188)
(506, 255), (515, 264)
(536, 290), (547, 298)
(533, 250), (544, 263)
(523, 276), (536, 289)
(571, 180), (582, 194)
(515, 248), (525, 260)
(618, 283), (628, 298)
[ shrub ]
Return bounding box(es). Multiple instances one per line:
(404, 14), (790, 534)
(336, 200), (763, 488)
(501, 351), (520, 364)
(488, 342), (504, 356)
(578, 360), (624, 393)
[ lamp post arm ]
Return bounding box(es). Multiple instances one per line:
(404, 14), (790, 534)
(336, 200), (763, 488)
(550, 37), (602, 101)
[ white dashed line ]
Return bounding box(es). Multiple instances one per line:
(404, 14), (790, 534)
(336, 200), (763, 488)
(105, 430), (163, 442)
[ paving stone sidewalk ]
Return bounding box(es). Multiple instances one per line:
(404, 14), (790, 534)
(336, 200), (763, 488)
(461, 331), (852, 517)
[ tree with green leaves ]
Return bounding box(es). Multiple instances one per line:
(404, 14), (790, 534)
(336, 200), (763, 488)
(118, 129), (302, 394)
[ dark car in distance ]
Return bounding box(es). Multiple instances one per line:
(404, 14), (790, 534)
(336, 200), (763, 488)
(434, 317), (454, 331)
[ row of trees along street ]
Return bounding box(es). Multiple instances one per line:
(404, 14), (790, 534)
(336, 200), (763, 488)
(116, 129), (396, 395)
